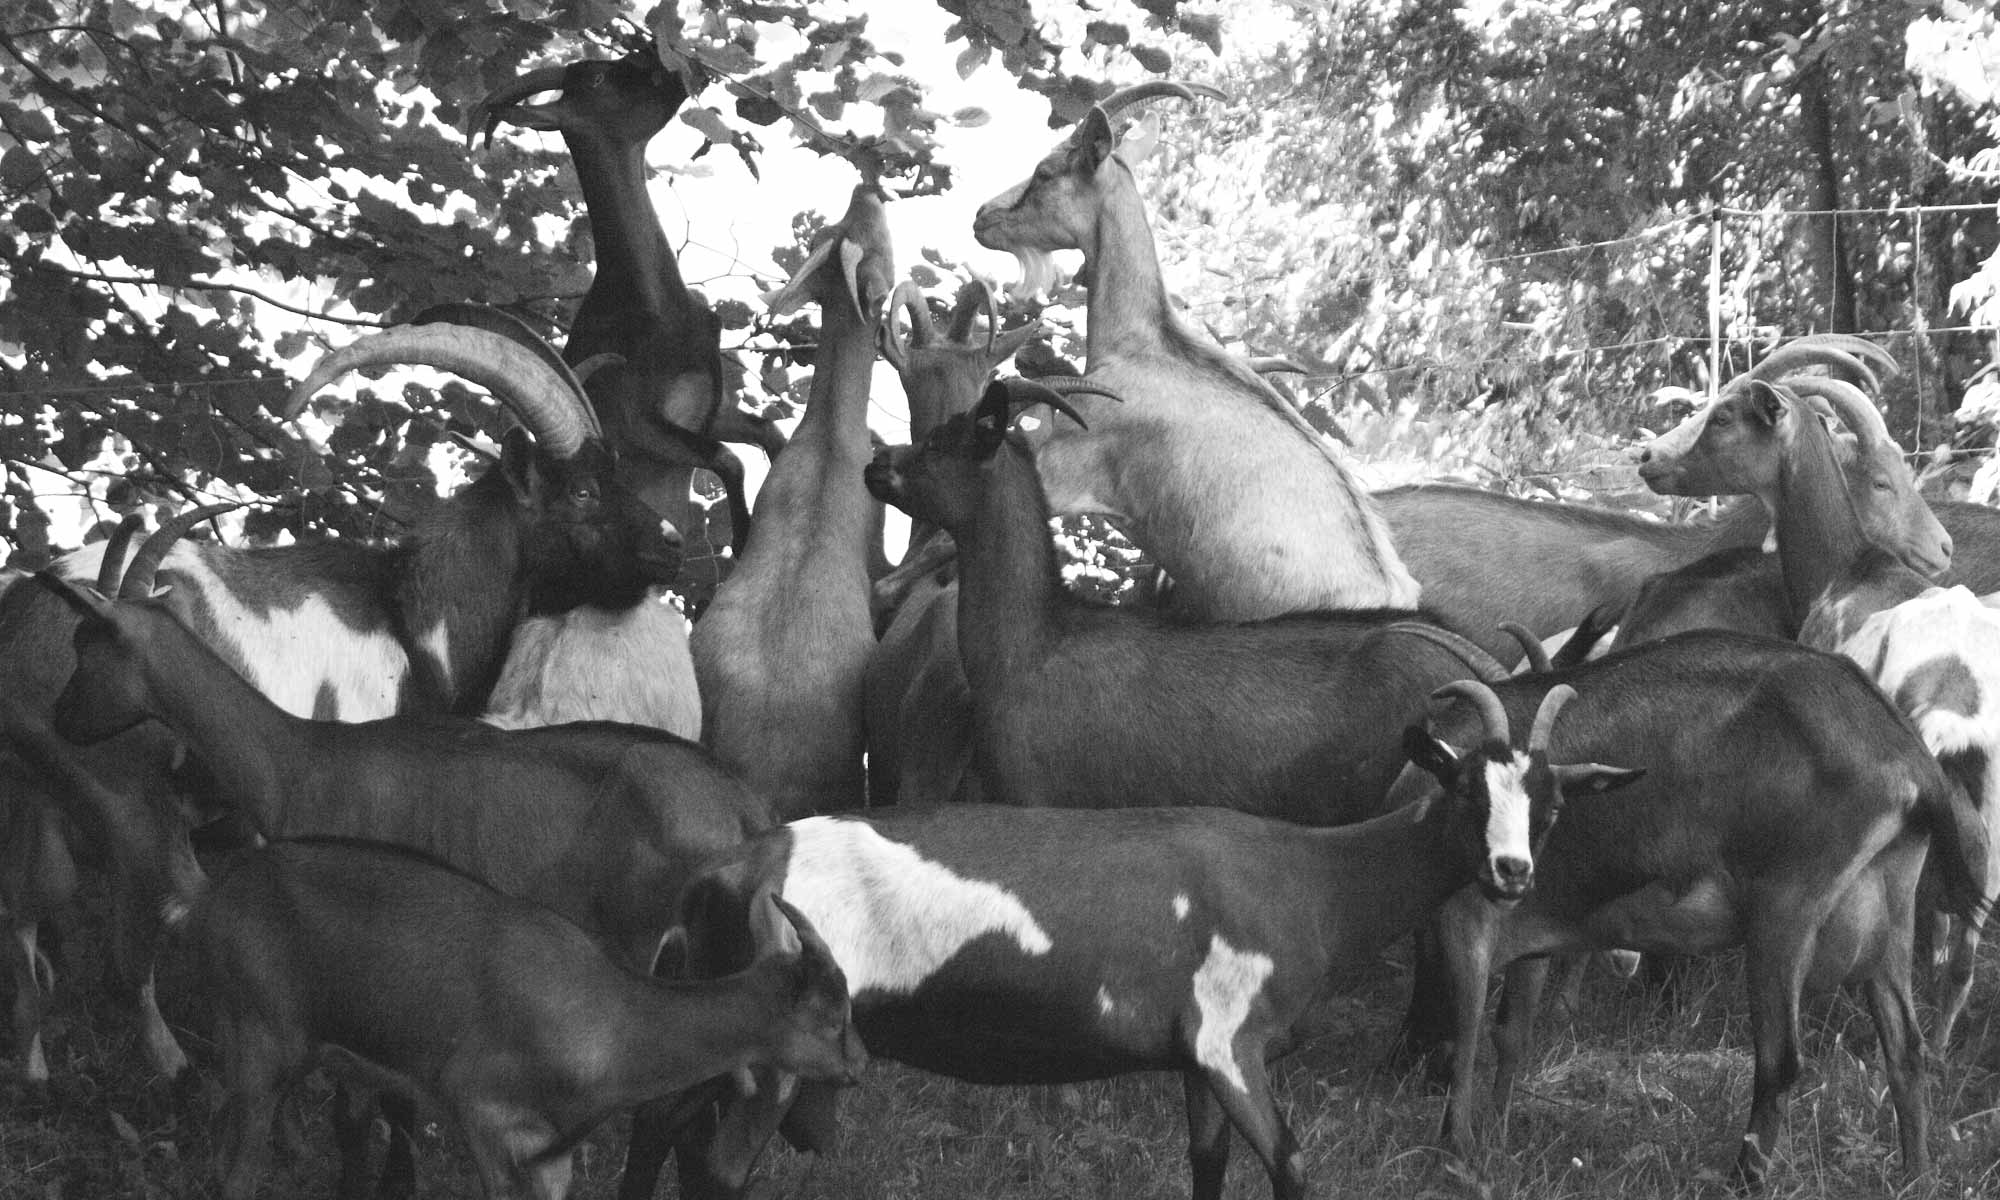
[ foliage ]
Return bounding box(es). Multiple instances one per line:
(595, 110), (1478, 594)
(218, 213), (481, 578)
(1140, 0), (1999, 492)
(0, 0), (1206, 568)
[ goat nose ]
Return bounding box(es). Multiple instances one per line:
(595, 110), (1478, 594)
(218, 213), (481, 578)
(1490, 855), (1533, 895)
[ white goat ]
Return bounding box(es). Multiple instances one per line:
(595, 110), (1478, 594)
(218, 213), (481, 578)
(972, 82), (1419, 619)
(1820, 585), (2000, 1051)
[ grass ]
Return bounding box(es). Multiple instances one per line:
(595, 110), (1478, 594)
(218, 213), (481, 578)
(10, 884), (2000, 1198)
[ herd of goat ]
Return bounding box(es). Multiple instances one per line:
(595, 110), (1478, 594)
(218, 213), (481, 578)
(4, 45), (2000, 1200)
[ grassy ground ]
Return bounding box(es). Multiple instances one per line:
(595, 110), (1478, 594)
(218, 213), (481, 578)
(9, 885), (2000, 1199)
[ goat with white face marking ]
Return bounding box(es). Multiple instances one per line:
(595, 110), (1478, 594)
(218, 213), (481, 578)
(1392, 631), (1989, 1188)
(0, 320), (681, 1087)
(861, 377), (1509, 820)
(47, 514), (765, 1198)
(972, 82), (1419, 619)
(633, 681), (1610, 1200)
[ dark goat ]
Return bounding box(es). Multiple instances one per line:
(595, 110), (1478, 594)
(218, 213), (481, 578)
(865, 279), (1041, 805)
(631, 679), (1616, 1200)
(0, 693), (858, 1200)
(0, 319), (679, 1083)
(861, 377), (1512, 822)
(48, 516), (769, 1197)
(1395, 631), (1989, 1187)
(474, 44), (781, 604)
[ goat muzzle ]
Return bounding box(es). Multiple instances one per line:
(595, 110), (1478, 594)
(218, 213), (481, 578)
(862, 455), (901, 505)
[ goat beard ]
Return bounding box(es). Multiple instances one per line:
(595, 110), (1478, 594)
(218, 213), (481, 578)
(1007, 249), (1061, 303)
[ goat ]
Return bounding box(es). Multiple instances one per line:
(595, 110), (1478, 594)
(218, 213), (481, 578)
(1643, 375), (2000, 1052)
(1, 691), (859, 1200)
(473, 43), (784, 591)
(862, 376), (1514, 821)
(47, 509), (767, 1197)
(865, 279), (1041, 805)
(689, 184), (894, 819)
(629, 680), (1616, 1200)
(0, 318), (681, 1084)
(973, 82), (1421, 620)
(1394, 631), (1989, 1187)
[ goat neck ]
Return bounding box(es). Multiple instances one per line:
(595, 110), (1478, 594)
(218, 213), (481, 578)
(1770, 387), (1924, 630)
(946, 438), (1068, 693)
(59, 600), (305, 834)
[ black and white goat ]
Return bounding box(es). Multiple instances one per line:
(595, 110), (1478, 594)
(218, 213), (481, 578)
(0, 690), (858, 1200)
(860, 376), (1509, 821)
(0, 319), (682, 1085)
(624, 679), (1615, 1200)
(1396, 631), (1990, 1187)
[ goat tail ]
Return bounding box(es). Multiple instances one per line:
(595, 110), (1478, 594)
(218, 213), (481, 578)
(1915, 768), (1993, 929)
(1383, 622), (1509, 685)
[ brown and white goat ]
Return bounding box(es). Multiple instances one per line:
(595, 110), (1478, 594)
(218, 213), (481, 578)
(1395, 631), (1990, 1187)
(629, 680), (1615, 1200)
(1, 692), (859, 1200)
(0, 319), (682, 1085)
(1643, 374), (2000, 1051)
(861, 377), (1510, 821)
(973, 82), (1421, 620)
(690, 184), (895, 819)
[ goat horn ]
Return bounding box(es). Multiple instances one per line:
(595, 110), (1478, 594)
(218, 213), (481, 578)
(1033, 376), (1123, 404)
(1740, 335), (1897, 397)
(94, 515), (145, 596)
(985, 376), (1089, 432)
(940, 280), (993, 348)
(882, 280), (932, 374)
(1430, 679), (1512, 750)
(1098, 81), (1230, 121)
(569, 352), (626, 386)
(1781, 376), (1891, 451)
(409, 303), (604, 443)
(467, 65), (570, 148)
(284, 324), (598, 459)
(119, 502), (246, 601)
(1527, 684), (1576, 757)
(1247, 356), (1310, 376)
(1383, 621), (1511, 685)
(1499, 621), (1552, 673)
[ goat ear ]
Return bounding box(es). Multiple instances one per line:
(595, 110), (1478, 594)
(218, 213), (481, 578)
(35, 572), (115, 622)
(1402, 725), (1460, 784)
(496, 426), (541, 500)
(1552, 763), (1646, 797)
(650, 927), (690, 978)
(1071, 107), (1116, 172)
(1747, 381), (1787, 428)
(748, 887), (805, 960)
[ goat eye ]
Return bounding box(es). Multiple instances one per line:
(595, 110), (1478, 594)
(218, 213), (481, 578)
(572, 485), (597, 503)
(1873, 477), (1892, 492)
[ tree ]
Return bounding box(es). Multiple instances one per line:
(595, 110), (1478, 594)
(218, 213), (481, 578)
(0, 0), (1212, 567)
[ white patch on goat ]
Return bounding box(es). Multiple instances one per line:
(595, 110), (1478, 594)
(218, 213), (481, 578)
(781, 818), (1052, 996)
(164, 549), (407, 719)
(416, 619), (454, 703)
(1191, 934), (1273, 1094)
(481, 590), (700, 736)
(1483, 759), (1534, 878)
(1096, 985), (1114, 1017)
(1172, 894), (1191, 921)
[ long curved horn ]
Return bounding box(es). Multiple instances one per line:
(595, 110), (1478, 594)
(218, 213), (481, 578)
(409, 303), (604, 442)
(1035, 376), (1124, 404)
(1782, 376), (1891, 452)
(1248, 356), (1310, 376)
(1099, 81), (1230, 120)
(284, 324), (598, 458)
(94, 515), (144, 595)
(941, 280), (997, 349)
(1384, 622), (1511, 685)
(1741, 335), (1897, 397)
(118, 502), (245, 601)
(467, 64), (571, 147)
(1499, 622), (1552, 673)
(1527, 684), (1576, 756)
(882, 280), (932, 374)
(992, 377), (1095, 431)
(1430, 679), (1512, 749)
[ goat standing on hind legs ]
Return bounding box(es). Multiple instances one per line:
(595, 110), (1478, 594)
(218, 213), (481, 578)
(689, 184), (895, 821)
(972, 81), (1420, 621)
